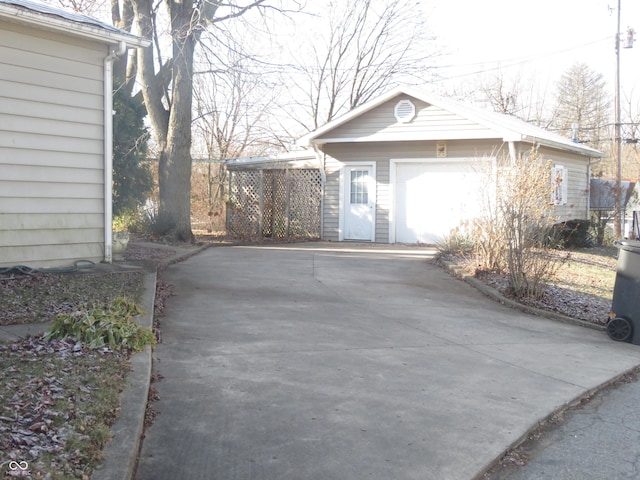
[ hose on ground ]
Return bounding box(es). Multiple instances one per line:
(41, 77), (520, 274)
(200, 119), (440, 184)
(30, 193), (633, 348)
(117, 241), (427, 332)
(0, 260), (96, 276)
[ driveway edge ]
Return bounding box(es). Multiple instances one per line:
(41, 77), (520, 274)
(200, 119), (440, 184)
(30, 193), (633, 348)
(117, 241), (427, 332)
(473, 365), (640, 479)
(92, 270), (156, 480)
(93, 243), (212, 480)
(439, 259), (605, 332)
(438, 259), (632, 478)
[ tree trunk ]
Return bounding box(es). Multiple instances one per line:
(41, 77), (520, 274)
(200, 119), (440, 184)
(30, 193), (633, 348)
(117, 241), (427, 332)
(132, 0), (195, 242)
(160, 4), (196, 242)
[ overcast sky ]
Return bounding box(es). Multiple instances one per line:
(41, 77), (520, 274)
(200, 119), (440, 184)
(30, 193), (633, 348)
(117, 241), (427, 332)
(427, 0), (640, 100)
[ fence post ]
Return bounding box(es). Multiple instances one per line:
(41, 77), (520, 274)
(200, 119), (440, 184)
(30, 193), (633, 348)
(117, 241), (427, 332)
(258, 169), (264, 238)
(226, 170), (232, 234)
(285, 168), (291, 237)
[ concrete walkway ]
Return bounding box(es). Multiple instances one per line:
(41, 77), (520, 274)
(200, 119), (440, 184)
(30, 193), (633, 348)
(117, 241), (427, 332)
(133, 243), (640, 480)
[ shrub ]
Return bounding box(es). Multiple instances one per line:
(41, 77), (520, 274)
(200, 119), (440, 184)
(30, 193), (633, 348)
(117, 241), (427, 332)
(112, 89), (153, 216)
(436, 227), (474, 256)
(590, 210), (615, 246)
(113, 208), (144, 233)
(470, 148), (566, 299)
(142, 210), (177, 238)
(551, 219), (593, 248)
(45, 298), (155, 352)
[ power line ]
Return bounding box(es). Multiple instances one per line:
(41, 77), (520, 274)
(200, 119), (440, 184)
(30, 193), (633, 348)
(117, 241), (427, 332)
(432, 36), (613, 81)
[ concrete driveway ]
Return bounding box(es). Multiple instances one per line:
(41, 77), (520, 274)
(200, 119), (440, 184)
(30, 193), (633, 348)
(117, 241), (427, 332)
(135, 243), (640, 480)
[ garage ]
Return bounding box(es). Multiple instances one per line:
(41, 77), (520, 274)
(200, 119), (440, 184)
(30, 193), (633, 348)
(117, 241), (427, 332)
(297, 87), (603, 243)
(392, 160), (484, 244)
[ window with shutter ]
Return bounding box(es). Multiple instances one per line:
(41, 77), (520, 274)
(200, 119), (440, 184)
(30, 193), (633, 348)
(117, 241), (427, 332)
(551, 165), (568, 205)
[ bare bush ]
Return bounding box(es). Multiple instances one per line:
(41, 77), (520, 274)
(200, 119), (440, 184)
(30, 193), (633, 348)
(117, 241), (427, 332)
(470, 148), (567, 299)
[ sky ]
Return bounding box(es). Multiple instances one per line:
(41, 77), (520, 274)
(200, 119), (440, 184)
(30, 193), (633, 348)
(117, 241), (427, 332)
(426, 0), (640, 101)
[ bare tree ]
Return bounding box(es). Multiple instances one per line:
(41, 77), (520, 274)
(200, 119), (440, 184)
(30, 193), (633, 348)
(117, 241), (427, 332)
(480, 70), (522, 117)
(285, 0), (439, 132)
(472, 69), (555, 128)
(127, 0), (290, 241)
(550, 62), (611, 150)
(53, 0), (108, 17)
(192, 38), (277, 160)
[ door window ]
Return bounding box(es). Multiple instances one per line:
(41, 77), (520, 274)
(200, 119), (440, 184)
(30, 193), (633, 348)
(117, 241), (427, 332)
(350, 170), (369, 204)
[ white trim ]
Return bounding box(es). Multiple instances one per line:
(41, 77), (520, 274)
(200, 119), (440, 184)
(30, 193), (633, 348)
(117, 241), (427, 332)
(310, 131), (502, 145)
(339, 161), (376, 241)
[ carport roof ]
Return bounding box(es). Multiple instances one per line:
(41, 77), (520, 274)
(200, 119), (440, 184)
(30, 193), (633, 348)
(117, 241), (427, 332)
(297, 86), (605, 159)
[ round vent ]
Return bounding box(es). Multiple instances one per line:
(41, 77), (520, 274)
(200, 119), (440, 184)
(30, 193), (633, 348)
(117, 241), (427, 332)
(394, 99), (416, 123)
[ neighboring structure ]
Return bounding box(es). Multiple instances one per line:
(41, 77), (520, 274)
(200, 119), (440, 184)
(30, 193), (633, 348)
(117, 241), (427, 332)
(0, 0), (149, 268)
(297, 87), (606, 244)
(225, 152), (322, 239)
(590, 178), (640, 238)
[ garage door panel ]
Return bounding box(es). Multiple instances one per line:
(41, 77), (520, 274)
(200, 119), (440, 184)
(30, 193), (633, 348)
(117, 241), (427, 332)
(395, 162), (482, 244)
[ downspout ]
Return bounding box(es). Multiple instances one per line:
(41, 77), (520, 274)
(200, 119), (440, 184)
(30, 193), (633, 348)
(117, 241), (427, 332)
(312, 143), (327, 240)
(587, 157), (592, 215)
(508, 141), (517, 163)
(103, 41), (126, 263)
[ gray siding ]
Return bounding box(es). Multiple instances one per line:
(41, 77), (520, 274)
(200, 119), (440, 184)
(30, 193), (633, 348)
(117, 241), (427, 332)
(321, 140), (504, 242)
(321, 140), (592, 243)
(319, 95), (498, 141)
(0, 20), (106, 268)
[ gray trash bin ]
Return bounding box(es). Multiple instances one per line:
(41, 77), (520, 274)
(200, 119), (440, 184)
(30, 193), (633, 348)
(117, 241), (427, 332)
(607, 240), (640, 344)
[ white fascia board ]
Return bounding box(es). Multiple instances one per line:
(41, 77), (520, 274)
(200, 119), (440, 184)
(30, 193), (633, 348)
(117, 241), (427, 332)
(520, 136), (607, 158)
(0, 4), (150, 47)
(313, 131), (503, 145)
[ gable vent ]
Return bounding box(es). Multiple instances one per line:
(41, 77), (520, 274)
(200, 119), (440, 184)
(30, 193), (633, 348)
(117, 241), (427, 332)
(394, 99), (416, 123)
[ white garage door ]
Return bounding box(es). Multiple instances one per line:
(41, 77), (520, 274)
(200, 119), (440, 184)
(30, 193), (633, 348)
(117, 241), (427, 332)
(394, 161), (483, 244)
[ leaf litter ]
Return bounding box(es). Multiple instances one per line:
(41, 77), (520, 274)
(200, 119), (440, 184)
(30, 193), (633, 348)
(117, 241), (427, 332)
(0, 336), (129, 479)
(0, 252), (166, 479)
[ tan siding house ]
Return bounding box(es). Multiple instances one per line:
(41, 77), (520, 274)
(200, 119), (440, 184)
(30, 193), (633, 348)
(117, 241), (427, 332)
(0, 0), (148, 268)
(298, 87), (605, 244)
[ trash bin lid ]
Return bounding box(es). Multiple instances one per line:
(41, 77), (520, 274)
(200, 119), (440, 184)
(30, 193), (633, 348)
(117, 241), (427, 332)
(616, 240), (640, 252)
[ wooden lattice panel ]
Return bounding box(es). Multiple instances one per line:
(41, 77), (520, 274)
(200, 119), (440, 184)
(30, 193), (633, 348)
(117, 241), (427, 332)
(289, 169), (322, 236)
(226, 168), (321, 239)
(227, 170), (261, 238)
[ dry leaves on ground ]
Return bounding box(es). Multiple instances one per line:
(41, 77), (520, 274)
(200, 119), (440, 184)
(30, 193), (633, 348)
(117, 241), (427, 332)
(122, 245), (176, 262)
(0, 336), (129, 480)
(449, 249), (617, 325)
(0, 272), (145, 326)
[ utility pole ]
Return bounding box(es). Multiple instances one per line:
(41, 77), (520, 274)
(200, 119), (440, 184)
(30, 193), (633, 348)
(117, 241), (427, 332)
(615, 0), (622, 238)
(614, 0), (635, 238)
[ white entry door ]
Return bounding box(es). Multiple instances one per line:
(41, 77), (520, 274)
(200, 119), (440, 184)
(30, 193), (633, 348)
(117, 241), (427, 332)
(343, 165), (375, 241)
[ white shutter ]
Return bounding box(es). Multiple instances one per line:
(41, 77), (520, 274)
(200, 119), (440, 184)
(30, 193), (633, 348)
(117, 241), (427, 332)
(551, 165), (568, 205)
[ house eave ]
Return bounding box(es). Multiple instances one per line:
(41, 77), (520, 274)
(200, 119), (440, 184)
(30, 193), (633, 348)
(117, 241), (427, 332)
(0, 2), (150, 47)
(310, 131), (505, 145)
(297, 85), (606, 159)
(521, 136), (606, 158)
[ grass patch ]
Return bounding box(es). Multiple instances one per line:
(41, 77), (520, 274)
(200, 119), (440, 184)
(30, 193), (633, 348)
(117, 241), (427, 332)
(553, 248), (617, 302)
(449, 246), (619, 324)
(0, 337), (130, 479)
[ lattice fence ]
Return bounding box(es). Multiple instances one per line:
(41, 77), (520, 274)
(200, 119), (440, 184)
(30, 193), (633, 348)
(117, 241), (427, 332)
(227, 168), (322, 239)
